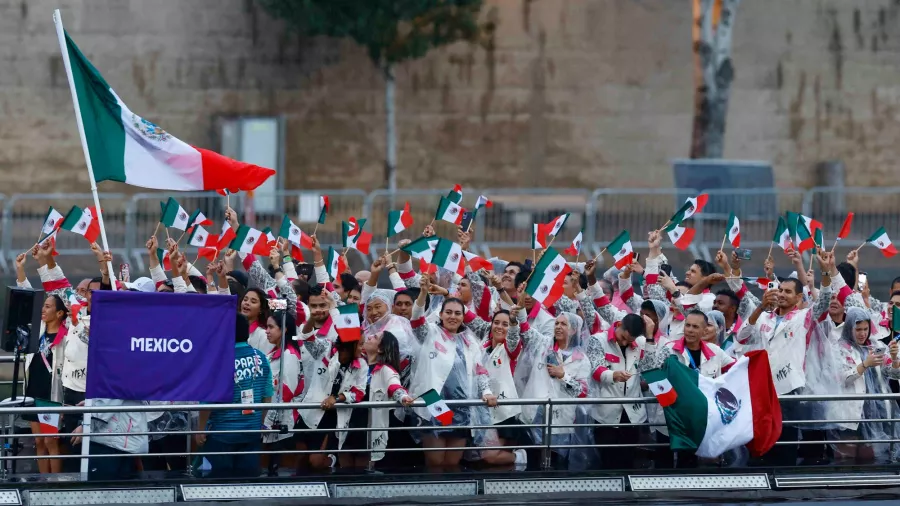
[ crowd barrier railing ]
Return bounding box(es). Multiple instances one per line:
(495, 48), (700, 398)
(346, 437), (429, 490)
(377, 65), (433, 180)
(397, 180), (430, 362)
(0, 393), (896, 480)
(3, 187), (900, 274)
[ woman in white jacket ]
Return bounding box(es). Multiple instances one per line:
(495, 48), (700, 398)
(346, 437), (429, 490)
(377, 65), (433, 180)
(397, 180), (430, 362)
(832, 307), (900, 462)
(519, 311), (592, 470)
(262, 311), (302, 475)
(242, 288), (271, 354)
(342, 331), (414, 469)
(409, 275), (496, 471)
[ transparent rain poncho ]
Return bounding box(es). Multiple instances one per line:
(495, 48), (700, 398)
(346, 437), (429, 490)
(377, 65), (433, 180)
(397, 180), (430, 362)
(518, 312), (595, 470)
(363, 289), (419, 367)
(408, 305), (493, 450)
(828, 307), (900, 462)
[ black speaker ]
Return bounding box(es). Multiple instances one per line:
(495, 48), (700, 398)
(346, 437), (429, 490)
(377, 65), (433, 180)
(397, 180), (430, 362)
(2, 287), (44, 354)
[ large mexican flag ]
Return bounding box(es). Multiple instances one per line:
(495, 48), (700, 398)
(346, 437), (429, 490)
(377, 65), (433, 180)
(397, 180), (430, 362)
(643, 350), (782, 458)
(63, 32), (274, 192)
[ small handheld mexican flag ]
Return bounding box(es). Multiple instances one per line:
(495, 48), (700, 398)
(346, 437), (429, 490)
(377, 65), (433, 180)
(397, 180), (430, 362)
(670, 193), (709, 223)
(431, 239), (467, 276)
(41, 207), (65, 237)
(318, 196), (330, 225)
(786, 212), (815, 252)
(446, 184), (463, 204)
(544, 213), (570, 237)
(187, 225), (218, 250)
(342, 218), (372, 254)
(643, 350), (781, 459)
(726, 212), (740, 248)
(187, 209), (213, 231)
(421, 388), (453, 425)
(160, 197), (190, 231)
(740, 276), (772, 290)
(813, 228), (824, 250)
(61, 205), (100, 243)
(400, 236), (438, 263)
(35, 399), (61, 434)
(435, 196), (464, 226)
(156, 248), (172, 271)
(279, 215), (313, 249)
(836, 212), (854, 244)
(335, 304), (361, 342)
(606, 230), (633, 269)
(564, 229), (584, 256)
(666, 222), (695, 251)
(532, 223), (549, 249)
(525, 248), (572, 308)
(325, 247), (347, 281)
(387, 202), (414, 237)
(217, 222), (237, 251)
(230, 225), (271, 255)
(867, 227), (898, 257)
(773, 216), (792, 251)
(474, 195), (492, 210)
(463, 250), (493, 272)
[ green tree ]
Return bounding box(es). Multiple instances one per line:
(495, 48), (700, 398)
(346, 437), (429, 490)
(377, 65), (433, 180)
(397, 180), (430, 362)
(258, 0), (489, 191)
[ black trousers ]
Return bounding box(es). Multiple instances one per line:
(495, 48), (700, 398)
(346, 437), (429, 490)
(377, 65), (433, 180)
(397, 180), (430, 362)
(87, 443), (139, 481)
(594, 412), (639, 470)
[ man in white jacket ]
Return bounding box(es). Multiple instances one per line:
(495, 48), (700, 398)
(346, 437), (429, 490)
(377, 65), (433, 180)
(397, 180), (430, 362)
(737, 249), (840, 466)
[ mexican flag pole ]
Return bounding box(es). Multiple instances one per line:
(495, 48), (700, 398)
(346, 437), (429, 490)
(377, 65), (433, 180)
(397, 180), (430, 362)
(53, 9), (110, 479)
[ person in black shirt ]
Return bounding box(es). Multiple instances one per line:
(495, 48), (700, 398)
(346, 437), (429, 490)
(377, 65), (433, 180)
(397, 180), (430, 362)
(25, 295), (67, 474)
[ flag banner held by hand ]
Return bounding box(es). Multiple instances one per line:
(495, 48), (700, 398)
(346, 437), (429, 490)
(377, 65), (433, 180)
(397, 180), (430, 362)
(279, 215), (313, 249)
(160, 198), (190, 231)
(230, 225), (270, 255)
(474, 195), (493, 210)
(532, 223), (549, 249)
(867, 227), (898, 257)
(642, 350), (782, 459)
(387, 202), (414, 237)
(317, 196), (330, 225)
(335, 304), (362, 342)
(435, 196), (464, 226)
(671, 193), (709, 223)
(525, 248), (572, 308)
(607, 230), (634, 269)
(63, 32), (274, 192)
(666, 222), (695, 251)
(446, 185), (463, 205)
(726, 212), (741, 248)
(431, 239), (467, 276)
(421, 388), (453, 425)
(544, 213), (570, 237)
(401, 237), (438, 264)
(61, 205), (100, 243)
(773, 217), (792, 251)
(564, 229), (584, 256)
(41, 207), (65, 236)
(837, 213), (854, 241)
(35, 399), (61, 434)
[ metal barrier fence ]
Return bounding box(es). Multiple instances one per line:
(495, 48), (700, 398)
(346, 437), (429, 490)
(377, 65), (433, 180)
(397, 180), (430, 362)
(1, 187), (899, 274)
(0, 393), (897, 479)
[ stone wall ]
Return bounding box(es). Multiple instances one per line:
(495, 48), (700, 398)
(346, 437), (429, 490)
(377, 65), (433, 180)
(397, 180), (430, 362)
(0, 0), (898, 193)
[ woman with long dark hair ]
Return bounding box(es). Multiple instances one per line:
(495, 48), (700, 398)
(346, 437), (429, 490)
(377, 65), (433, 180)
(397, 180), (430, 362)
(262, 311), (302, 475)
(25, 294), (68, 474)
(340, 331), (414, 470)
(409, 275), (497, 472)
(241, 288), (271, 353)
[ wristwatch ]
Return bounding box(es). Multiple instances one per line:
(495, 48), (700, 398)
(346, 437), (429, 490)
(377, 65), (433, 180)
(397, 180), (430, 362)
(671, 290), (682, 298)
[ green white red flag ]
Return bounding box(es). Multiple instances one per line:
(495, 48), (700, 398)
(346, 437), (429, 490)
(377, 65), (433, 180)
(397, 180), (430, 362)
(867, 227), (898, 257)
(326, 247), (347, 281)
(218, 222), (237, 251)
(61, 205), (100, 243)
(400, 237), (438, 263)
(544, 213), (570, 237)
(446, 184), (463, 204)
(188, 225), (217, 249)
(564, 229), (583, 256)
(474, 195), (492, 210)
(525, 248), (572, 308)
(463, 250), (493, 272)
(387, 202), (414, 237)
(421, 388), (453, 425)
(837, 213), (854, 242)
(160, 197), (190, 231)
(726, 212), (740, 248)
(431, 239), (467, 276)
(156, 248), (172, 271)
(318, 196), (330, 225)
(666, 222), (695, 250)
(335, 304), (362, 342)
(607, 230), (634, 269)
(435, 196), (464, 225)
(41, 207), (65, 236)
(230, 225), (271, 255)
(342, 218), (372, 254)
(62, 32), (274, 192)
(773, 217), (792, 251)
(670, 193), (709, 223)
